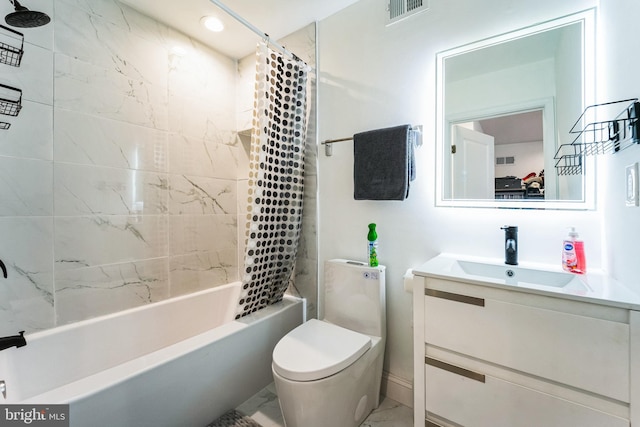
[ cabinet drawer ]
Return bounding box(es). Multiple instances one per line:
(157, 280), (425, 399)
(425, 359), (629, 427)
(424, 290), (630, 402)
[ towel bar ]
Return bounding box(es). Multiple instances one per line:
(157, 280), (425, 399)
(322, 125), (422, 156)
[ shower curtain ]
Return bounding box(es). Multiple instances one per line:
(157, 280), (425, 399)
(236, 42), (310, 318)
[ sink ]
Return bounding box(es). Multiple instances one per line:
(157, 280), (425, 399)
(457, 260), (574, 287)
(451, 259), (590, 293)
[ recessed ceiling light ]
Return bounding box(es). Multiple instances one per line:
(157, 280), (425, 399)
(201, 16), (224, 32)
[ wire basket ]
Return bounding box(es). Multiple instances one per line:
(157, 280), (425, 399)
(0, 83), (22, 117)
(0, 25), (24, 67)
(554, 144), (583, 176)
(0, 122), (10, 130)
(554, 99), (640, 175)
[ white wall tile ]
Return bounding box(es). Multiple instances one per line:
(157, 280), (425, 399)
(0, 101), (53, 161)
(54, 163), (168, 216)
(54, 215), (168, 272)
(55, 54), (168, 130)
(168, 133), (239, 179)
(0, 157), (53, 216)
(0, 217), (54, 335)
(55, 258), (169, 325)
(169, 175), (237, 215)
(54, 108), (168, 171)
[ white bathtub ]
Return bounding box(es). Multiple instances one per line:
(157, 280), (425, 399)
(0, 282), (303, 427)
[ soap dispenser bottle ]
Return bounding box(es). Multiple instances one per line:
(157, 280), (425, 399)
(562, 227), (586, 274)
(367, 223), (379, 267)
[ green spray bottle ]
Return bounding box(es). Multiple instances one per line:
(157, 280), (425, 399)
(367, 223), (379, 267)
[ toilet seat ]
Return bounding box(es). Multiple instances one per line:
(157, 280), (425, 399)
(272, 319), (371, 382)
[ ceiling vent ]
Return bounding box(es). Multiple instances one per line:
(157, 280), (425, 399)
(387, 0), (429, 25)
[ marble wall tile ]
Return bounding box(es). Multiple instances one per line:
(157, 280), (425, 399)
(54, 109), (168, 171)
(55, 258), (169, 325)
(54, 1), (168, 88)
(0, 157), (53, 216)
(54, 54), (168, 130)
(169, 175), (236, 215)
(1, 42), (53, 105)
(169, 214), (237, 258)
(54, 215), (168, 272)
(54, 164), (168, 216)
(167, 41), (236, 102)
(169, 253), (238, 297)
(167, 94), (236, 143)
(168, 133), (239, 179)
(0, 217), (54, 335)
(0, 101), (53, 161)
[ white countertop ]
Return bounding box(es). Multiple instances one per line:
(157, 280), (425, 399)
(412, 253), (640, 311)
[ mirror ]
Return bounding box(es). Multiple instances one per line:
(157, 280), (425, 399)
(435, 10), (595, 209)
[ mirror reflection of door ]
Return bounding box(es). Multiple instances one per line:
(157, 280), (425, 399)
(451, 124), (494, 199)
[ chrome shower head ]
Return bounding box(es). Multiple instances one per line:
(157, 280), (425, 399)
(5, 0), (50, 28)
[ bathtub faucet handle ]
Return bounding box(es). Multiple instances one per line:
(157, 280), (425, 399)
(0, 331), (26, 352)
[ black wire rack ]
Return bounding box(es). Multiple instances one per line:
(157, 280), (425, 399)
(0, 83), (22, 117)
(555, 99), (640, 175)
(0, 25), (24, 67)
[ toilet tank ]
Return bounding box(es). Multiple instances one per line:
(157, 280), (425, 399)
(323, 259), (386, 338)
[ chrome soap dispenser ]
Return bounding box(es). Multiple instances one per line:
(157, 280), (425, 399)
(501, 225), (518, 265)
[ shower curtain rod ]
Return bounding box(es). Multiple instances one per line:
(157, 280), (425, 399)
(208, 0), (305, 64)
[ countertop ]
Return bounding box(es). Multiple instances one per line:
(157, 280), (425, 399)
(412, 253), (640, 311)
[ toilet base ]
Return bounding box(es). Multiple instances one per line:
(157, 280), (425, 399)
(273, 337), (384, 427)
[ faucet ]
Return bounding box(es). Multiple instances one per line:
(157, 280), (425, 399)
(501, 226), (518, 265)
(0, 331), (26, 352)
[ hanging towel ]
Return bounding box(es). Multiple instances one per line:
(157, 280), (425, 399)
(354, 124), (415, 200)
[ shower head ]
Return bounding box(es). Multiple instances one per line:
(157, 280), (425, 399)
(5, 0), (50, 28)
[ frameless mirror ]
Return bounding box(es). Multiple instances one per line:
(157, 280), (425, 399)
(435, 10), (595, 209)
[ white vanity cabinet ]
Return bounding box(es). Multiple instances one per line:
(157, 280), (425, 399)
(413, 274), (639, 427)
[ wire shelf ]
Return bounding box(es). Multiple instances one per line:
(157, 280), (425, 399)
(554, 99), (640, 175)
(0, 122), (10, 130)
(0, 83), (22, 117)
(0, 25), (24, 67)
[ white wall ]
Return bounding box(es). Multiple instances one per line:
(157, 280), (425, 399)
(318, 0), (599, 388)
(598, 0), (640, 291)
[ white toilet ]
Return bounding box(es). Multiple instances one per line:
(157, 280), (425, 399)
(272, 259), (386, 427)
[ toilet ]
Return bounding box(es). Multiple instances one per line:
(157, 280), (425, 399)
(272, 259), (386, 427)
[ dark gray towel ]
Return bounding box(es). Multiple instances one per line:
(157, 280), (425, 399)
(354, 124), (414, 200)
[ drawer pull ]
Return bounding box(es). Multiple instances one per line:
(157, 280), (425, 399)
(425, 288), (485, 306)
(426, 356), (486, 383)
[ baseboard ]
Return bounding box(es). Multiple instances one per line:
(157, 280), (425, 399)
(381, 371), (413, 408)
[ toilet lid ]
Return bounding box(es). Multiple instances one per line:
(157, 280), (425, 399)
(272, 319), (371, 382)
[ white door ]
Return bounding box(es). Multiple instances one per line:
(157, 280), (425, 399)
(451, 126), (495, 199)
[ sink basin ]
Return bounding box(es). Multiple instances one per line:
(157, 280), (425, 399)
(450, 259), (590, 293)
(457, 260), (575, 287)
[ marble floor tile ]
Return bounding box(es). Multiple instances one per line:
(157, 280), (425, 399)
(236, 383), (413, 427)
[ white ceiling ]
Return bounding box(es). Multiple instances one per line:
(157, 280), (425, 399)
(119, 0), (359, 59)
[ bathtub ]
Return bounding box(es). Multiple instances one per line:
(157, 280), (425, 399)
(0, 282), (303, 427)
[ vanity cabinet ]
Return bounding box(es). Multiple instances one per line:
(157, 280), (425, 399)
(413, 276), (637, 427)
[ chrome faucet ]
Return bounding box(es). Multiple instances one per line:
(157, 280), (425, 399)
(501, 226), (518, 265)
(0, 331), (26, 352)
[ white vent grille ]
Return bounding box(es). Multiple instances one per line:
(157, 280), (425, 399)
(387, 0), (429, 25)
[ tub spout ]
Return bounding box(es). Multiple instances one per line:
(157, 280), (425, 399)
(0, 331), (26, 351)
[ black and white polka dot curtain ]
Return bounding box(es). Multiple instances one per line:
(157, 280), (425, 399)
(236, 43), (309, 318)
